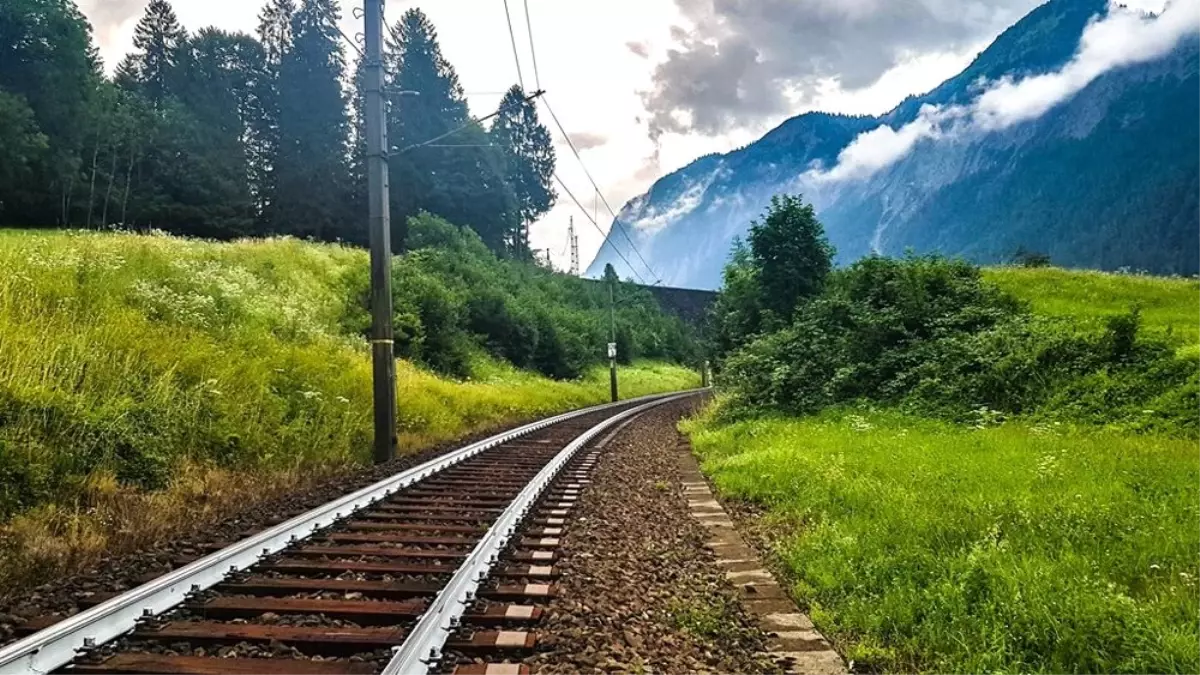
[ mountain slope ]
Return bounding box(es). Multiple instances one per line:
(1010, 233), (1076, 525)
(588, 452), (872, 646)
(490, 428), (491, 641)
(588, 0), (1200, 289)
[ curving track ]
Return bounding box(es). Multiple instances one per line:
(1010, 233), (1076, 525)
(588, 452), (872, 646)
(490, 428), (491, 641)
(0, 392), (700, 675)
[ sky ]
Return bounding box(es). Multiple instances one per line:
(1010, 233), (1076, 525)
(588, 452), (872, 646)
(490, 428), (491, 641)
(79, 0), (1047, 274)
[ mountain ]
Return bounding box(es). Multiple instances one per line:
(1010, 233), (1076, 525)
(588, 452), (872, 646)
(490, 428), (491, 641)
(587, 0), (1200, 290)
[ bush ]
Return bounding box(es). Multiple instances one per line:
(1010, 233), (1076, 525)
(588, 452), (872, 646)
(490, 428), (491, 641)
(392, 213), (699, 379)
(720, 253), (1198, 435)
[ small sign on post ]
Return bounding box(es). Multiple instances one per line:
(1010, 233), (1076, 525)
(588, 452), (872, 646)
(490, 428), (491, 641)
(607, 342), (617, 359)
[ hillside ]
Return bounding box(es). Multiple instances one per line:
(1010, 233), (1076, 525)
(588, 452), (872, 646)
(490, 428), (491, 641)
(0, 226), (699, 593)
(588, 0), (1199, 289)
(984, 266), (1200, 351)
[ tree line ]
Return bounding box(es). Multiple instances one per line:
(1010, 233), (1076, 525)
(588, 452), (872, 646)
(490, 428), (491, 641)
(0, 0), (556, 258)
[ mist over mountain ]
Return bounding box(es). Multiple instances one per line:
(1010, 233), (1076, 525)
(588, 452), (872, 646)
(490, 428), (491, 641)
(588, 0), (1200, 290)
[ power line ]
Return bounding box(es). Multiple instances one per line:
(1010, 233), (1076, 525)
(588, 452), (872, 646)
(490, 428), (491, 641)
(553, 172), (647, 284)
(539, 95), (662, 284)
(501, 0), (526, 91)
(395, 89), (544, 154)
(522, 0), (542, 91)
(336, 25), (366, 60)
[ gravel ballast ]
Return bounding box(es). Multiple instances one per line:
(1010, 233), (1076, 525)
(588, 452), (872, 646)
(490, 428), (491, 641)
(527, 398), (782, 675)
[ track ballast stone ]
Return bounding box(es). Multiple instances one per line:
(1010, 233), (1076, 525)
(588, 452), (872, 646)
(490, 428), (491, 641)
(527, 399), (781, 675)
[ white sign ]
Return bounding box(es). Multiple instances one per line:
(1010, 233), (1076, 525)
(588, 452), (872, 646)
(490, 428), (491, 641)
(607, 342), (617, 359)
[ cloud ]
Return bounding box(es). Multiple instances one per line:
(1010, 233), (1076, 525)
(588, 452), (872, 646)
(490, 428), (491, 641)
(568, 131), (609, 151)
(625, 41), (650, 59)
(808, 0), (1198, 183)
(78, 0), (148, 64)
(641, 0), (1041, 138)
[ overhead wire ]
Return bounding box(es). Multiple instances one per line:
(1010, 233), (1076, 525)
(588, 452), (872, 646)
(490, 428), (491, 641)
(553, 173), (648, 284)
(540, 95), (662, 284)
(336, 25), (366, 60)
(516, 1), (663, 284)
(396, 89), (544, 154)
(501, 0), (527, 91)
(522, 0), (542, 91)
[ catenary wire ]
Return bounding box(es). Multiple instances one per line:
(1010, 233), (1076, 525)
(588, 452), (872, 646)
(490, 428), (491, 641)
(552, 171), (648, 282)
(540, 95), (663, 284)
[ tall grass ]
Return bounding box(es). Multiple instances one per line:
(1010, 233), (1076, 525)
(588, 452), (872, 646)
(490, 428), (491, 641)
(985, 266), (1200, 353)
(684, 405), (1199, 674)
(0, 229), (698, 594)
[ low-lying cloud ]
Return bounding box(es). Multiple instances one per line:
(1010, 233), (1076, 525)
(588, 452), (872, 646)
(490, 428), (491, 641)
(641, 0), (1041, 139)
(808, 0), (1198, 183)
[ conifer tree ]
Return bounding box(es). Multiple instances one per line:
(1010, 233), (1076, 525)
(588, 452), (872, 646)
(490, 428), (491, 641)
(252, 0), (296, 226)
(388, 8), (517, 253)
(274, 0), (351, 240)
(490, 85), (557, 255)
(129, 0), (187, 106)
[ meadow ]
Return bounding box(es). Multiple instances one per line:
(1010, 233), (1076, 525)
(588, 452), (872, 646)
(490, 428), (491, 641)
(685, 407), (1199, 674)
(696, 250), (1199, 673)
(985, 266), (1199, 354)
(0, 229), (698, 595)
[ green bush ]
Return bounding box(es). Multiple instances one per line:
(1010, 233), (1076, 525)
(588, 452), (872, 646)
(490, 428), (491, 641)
(720, 253), (1198, 435)
(391, 213), (698, 379)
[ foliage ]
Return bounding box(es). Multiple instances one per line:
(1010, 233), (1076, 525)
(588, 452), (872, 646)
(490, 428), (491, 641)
(748, 194), (834, 322)
(0, 0), (555, 260)
(491, 85), (557, 252)
(386, 8), (532, 255)
(984, 265), (1200, 353)
(387, 214), (699, 379)
(0, 228), (699, 527)
(716, 247), (1198, 435)
(684, 406), (1199, 674)
(707, 195), (833, 359)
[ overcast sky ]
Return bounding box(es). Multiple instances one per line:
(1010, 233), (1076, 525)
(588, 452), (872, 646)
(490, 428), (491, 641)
(79, 0), (1043, 272)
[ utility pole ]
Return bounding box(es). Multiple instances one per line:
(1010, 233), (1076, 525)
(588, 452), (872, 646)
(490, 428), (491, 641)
(365, 0), (397, 464)
(608, 276), (618, 402)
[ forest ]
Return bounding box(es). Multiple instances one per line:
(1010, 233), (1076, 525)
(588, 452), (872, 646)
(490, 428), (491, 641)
(0, 0), (555, 258)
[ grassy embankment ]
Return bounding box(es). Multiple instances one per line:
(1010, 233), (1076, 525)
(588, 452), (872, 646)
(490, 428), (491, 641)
(985, 266), (1200, 356)
(0, 229), (698, 595)
(687, 266), (1198, 673)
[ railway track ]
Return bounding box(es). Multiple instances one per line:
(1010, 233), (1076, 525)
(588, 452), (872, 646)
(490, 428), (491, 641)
(0, 391), (699, 675)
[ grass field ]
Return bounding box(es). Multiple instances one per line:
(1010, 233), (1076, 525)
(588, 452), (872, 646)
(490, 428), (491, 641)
(684, 407), (1199, 674)
(985, 266), (1199, 353)
(0, 229), (698, 595)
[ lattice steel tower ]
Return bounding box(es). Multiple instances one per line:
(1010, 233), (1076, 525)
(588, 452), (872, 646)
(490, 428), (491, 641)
(568, 216), (580, 276)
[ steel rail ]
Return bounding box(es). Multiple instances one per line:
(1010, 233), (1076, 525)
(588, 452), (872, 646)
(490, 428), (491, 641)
(0, 390), (703, 675)
(383, 391), (699, 675)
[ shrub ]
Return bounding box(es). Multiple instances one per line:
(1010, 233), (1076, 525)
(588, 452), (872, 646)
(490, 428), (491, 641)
(720, 252), (1198, 435)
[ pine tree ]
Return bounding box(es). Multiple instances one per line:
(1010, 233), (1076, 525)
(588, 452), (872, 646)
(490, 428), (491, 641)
(490, 85), (557, 255)
(252, 0), (296, 226)
(129, 0), (187, 106)
(274, 0), (351, 240)
(387, 9), (517, 253)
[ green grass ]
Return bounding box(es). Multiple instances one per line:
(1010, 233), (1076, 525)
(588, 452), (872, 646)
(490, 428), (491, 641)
(684, 405), (1199, 674)
(0, 229), (697, 593)
(985, 266), (1199, 354)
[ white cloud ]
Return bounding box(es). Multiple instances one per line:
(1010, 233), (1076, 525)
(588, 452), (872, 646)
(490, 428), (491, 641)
(807, 0), (1199, 183)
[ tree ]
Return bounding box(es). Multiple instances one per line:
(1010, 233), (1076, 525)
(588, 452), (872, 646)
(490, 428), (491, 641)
(0, 90), (48, 217)
(490, 85), (556, 255)
(128, 0), (187, 107)
(0, 0), (99, 225)
(252, 0), (295, 224)
(273, 0), (351, 240)
(387, 9), (517, 253)
(167, 29), (264, 236)
(748, 194), (834, 323)
(709, 238), (763, 359)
